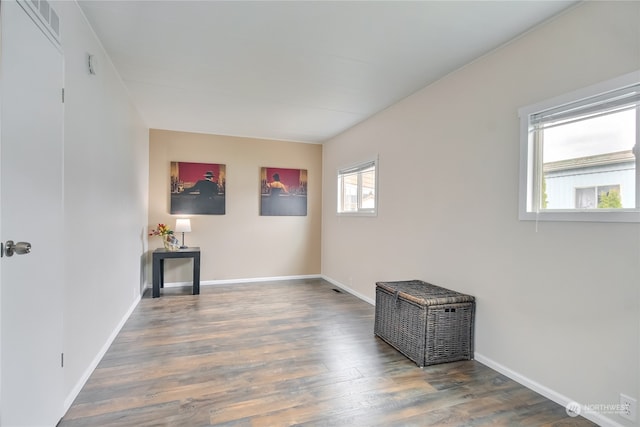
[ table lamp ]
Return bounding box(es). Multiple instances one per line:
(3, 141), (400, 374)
(175, 218), (191, 249)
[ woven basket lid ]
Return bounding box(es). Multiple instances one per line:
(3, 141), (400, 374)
(376, 280), (475, 306)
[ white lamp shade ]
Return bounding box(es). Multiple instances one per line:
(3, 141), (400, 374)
(175, 218), (191, 233)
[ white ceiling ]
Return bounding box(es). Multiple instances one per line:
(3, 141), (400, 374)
(78, 1), (577, 143)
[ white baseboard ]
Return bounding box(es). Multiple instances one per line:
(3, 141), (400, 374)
(146, 274), (323, 290)
(203, 274), (322, 286)
(320, 275), (375, 306)
(63, 293), (141, 412)
(147, 274), (376, 306)
(474, 353), (626, 427)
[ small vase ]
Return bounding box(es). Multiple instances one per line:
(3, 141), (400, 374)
(162, 235), (178, 251)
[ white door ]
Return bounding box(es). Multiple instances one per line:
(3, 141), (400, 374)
(0, 0), (65, 425)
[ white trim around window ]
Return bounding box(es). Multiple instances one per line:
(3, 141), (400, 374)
(518, 70), (640, 223)
(337, 157), (378, 216)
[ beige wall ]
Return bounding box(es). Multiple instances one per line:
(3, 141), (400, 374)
(322, 2), (639, 426)
(149, 129), (322, 283)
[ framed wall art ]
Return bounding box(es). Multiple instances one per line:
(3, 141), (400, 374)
(260, 167), (307, 216)
(170, 161), (226, 215)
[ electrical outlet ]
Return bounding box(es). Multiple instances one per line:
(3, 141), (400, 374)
(620, 393), (637, 421)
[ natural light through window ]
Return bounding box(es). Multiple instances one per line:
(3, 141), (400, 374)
(337, 159), (377, 215)
(519, 72), (640, 222)
(543, 108), (636, 209)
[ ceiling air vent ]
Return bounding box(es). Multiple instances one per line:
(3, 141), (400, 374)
(19, 0), (61, 49)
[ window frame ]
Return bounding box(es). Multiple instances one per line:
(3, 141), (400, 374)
(337, 157), (378, 216)
(518, 70), (640, 223)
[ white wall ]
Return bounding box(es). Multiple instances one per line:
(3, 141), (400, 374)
(322, 2), (640, 426)
(57, 1), (149, 408)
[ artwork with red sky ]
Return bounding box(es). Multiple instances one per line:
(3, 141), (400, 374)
(170, 161), (226, 215)
(260, 167), (307, 216)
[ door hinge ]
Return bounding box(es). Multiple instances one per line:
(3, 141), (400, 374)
(61, 88), (65, 103)
(61, 352), (64, 368)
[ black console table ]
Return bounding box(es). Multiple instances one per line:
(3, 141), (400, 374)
(152, 247), (200, 298)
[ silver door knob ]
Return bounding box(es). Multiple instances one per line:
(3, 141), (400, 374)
(4, 240), (31, 257)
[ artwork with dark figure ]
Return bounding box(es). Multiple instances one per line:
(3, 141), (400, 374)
(170, 162), (226, 215)
(186, 171), (219, 198)
(267, 173), (288, 196)
(260, 167), (307, 216)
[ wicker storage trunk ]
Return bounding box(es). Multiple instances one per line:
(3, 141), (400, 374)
(374, 280), (475, 367)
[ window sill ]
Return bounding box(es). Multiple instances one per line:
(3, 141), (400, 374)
(337, 211), (377, 217)
(519, 209), (640, 223)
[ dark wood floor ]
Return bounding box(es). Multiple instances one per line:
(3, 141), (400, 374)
(60, 278), (595, 426)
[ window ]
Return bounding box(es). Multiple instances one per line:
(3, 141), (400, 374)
(337, 159), (377, 215)
(519, 71), (640, 222)
(575, 185), (621, 209)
